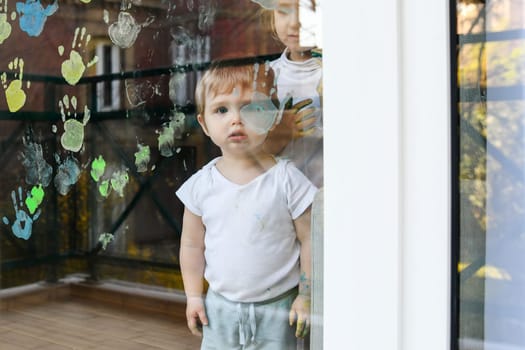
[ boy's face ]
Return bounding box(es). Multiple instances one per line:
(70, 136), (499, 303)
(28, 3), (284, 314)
(197, 86), (275, 157)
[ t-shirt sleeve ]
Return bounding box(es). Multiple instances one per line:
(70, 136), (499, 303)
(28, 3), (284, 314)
(175, 172), (203, 216)
(283, 161), (318, 219)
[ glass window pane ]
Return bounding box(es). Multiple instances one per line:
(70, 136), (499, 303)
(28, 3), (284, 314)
(0, 1), (323, 348)
(456, 0), (525, 348)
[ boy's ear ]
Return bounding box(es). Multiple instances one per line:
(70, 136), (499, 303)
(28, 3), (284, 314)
(197, 114), (210, 136)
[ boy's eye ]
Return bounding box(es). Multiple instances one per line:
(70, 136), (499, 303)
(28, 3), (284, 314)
(216, 106), (228, 114)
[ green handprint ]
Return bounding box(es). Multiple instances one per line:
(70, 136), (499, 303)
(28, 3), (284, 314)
(25, 184), (44, 214)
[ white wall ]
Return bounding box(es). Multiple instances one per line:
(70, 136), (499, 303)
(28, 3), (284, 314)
(323, 1), (451, 349)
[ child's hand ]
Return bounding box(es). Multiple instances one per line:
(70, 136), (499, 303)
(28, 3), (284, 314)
(264, 98), (318, 154)
(288, 98), (319, 139)
(293, 104), (320, 139)
(289, 294), (311, 338)
(185, 296), (208, 336)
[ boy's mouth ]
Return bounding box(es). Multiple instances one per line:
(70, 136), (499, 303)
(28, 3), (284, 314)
(228, 131), (247, 140)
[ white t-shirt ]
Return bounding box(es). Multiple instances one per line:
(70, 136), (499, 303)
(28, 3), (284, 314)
(271, 49), (323, 188)
(176, 157), (317, 302)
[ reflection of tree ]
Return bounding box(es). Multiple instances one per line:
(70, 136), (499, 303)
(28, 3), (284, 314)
(459, 2), (487, 239)
(459, 0), (525, 234)
(458, 0), (525, 343)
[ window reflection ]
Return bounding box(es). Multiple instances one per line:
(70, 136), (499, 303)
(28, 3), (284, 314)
(456, 0), (525, 349)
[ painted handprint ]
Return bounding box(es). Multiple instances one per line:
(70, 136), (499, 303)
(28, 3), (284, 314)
(2, 186), (41, 240)
(98, 179), (110, 198)
(90, 155), (112, 198)
(157, 112), (185, 157)
(58, 94), (90, 152)
(21, 139), (53, 187)
(250, 0), (277, 9)
(25, 184), (44, 214)
(107, 11), (154, 49)
(90, 155), (106, 182)
(125, 79), (162, 108)
(110, 169), (129, 197)
(0, 0), (15, 44)
(95, 169), (129, 198)
(98, 232), (114, 250)
(134, 143), (150, 173)
(54, 154), (81, 195)
(1, 57), (27, 112)
(240, 91), (283, 134)
(0, 13), (11, 44)
(16, 0), (58, 37)
(157, 120), (175, 157)
(59, 27), (98, 85)
(197, 0), (216, 32)
(89, 155), (130, 198)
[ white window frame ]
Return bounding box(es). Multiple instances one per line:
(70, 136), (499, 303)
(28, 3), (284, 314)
(96, 43), (121, 111)
(323, 1), (451, 349)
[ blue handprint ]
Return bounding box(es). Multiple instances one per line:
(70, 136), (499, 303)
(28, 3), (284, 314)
(16, 0), (58, 37)
(2, 186), (41, 240)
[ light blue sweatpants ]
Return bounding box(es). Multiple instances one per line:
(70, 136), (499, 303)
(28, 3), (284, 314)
(201, 288), (298, 350)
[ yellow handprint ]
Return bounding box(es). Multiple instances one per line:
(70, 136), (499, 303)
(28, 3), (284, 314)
(0, 0), (16, 44)
(1, 57), (28, 112)
(58, 26), (98, 85)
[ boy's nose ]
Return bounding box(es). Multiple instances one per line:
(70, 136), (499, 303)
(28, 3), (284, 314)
(231, 110), (243, 125)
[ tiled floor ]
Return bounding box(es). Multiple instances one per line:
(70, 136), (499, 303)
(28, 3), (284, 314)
(0, 298), (201, 349)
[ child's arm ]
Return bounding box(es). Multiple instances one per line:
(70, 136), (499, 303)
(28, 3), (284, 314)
(179, 207), (208, 336)
(289, 206), (312, 338)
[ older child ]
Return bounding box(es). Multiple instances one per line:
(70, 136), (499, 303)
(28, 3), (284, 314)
(256, 0), (323, 188)
(176, 61), (317, 349)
